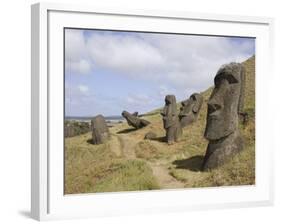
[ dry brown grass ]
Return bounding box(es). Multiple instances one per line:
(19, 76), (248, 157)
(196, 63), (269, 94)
(64, 133), (159, 194)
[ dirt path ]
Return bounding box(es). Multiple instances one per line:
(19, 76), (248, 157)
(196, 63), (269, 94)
(111, 126), (185, 189)
(117, 134), (137, 159)
(148, 162), (185, 189)
(109, 134), (123, 157)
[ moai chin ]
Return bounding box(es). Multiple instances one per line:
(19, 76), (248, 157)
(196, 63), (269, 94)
(161, 95), (182, 145)
(179, 93), (203, 128)
(202, 62), (245, 170)
(91, 114), (110, 144)
(121, 110), (150, 129)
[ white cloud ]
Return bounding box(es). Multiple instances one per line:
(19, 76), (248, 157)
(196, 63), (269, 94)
(66, 59), (92, 75)
(65, 30), (254, 92)
(86, 34), (165, 76)
(126, 93), (152, 106)
(157, 85), (177, 98)
(137, 34), (254, 90)
(78, 84), (89, 94)
(65, 30), (92, 75)
(65, 29), (87, 61)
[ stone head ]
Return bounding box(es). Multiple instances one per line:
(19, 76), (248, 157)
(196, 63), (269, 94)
(162, 95), (177, 116)
(183, 93), (202, 113)
(204, 63), (245, 140)
(192, 93), (203, 113)
(165, 95), (176, 106)
(122, 110), (135, 124)
(122, 110), (130, 118)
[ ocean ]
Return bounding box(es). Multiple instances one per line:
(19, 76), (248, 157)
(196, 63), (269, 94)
(65, 115), (124, 123)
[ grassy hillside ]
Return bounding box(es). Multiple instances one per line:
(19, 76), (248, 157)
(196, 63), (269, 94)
(65, 56), (255, 194)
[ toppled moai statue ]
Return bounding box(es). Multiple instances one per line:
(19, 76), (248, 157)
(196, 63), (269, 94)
(122, 111), (150, 129)
(202, 63), (245, 170)
(91, 114), (110, 144)
(161, 95), (182, 144)
(179, 93), (203, 128)
(132, 112), (138, 116)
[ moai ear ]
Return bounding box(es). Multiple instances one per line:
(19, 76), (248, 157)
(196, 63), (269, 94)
(132, 112), (138, 117)
(192, 102), (200, 113)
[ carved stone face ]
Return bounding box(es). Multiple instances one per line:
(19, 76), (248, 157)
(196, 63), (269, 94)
(204, 63), (244, 140)
(162, 95), (177, 129)
(164, 95), (176, 109)
(179, 93), (203, 128)
(179, 93), (203, 116)
(122, 110), (130, 118)
(122, 110), (138, 126)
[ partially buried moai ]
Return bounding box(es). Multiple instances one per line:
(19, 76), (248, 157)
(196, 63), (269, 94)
(202, 62), (245, 170)
(121, 111), (150, 129)
(161, 95), (182, 144)
(91, 114), (110, 144)
(179, 93), (203, 128)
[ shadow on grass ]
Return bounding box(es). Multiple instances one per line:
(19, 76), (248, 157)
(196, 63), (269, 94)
(150, 136), (166, 142)
(86, 139), (94, 144)
(116, 128), (136, 134)
(172, 155), (204, 172)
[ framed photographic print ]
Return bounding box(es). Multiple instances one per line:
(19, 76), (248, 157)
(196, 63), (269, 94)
(31, 2), (274, 221)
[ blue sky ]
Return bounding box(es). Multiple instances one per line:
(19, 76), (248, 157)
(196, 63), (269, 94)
(65, 29), (255, 117)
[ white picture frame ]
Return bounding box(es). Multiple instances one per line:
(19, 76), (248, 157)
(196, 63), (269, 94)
(31, 2), (274, 221)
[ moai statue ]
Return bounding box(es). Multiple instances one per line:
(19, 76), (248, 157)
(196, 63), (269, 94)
(179, 93), (203, 128)
(91, 114), (110, 144)
(132, 112), (138, 116)
(202, 62), (245, 170)
(122, 111), (150, 129)
(161, 95), (182, 144)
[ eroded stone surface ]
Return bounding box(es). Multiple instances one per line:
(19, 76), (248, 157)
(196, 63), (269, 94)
(91, 114), (110, 144)
(179, 93), (203, 128)
(122, 110), (150, 129)
(161, 95), (182, 144)
(202, 63), (245, 170)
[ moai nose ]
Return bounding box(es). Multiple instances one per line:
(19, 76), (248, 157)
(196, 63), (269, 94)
(207, 100), (222, 114)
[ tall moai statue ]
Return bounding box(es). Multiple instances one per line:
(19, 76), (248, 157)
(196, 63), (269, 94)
(202, 62), (245, 170)
(179, 93), (203, 128)
(122, 111), (150, 129)
(91, 114), (110, 144)
(161, 95), (182, 144)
